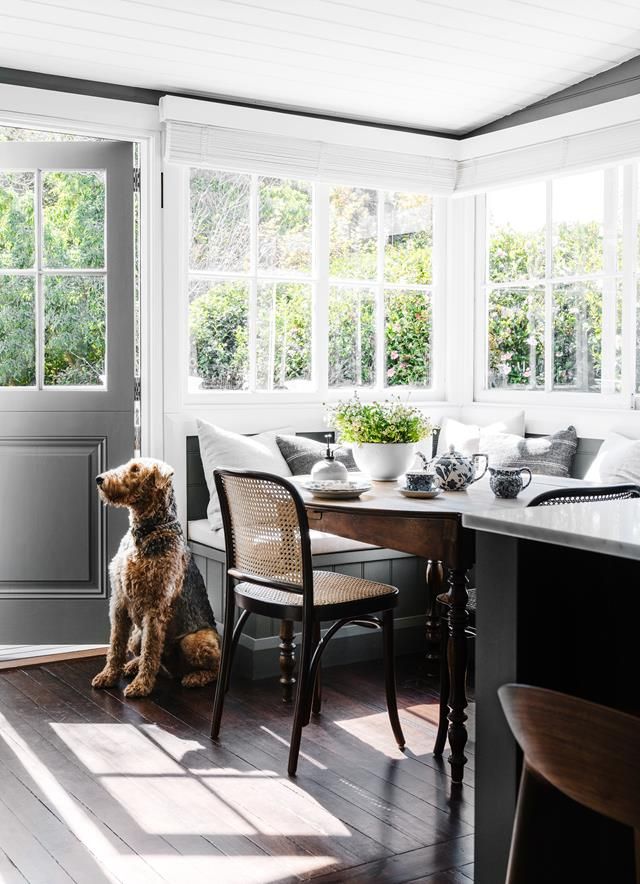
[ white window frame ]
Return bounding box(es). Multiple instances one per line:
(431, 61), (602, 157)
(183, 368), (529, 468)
(166, 163), (446, 409)
(474, 163), (639, 409)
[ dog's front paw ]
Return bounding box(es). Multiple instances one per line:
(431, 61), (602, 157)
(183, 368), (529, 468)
(123, 657), (140, 678)
(123, 676), (154, 698)
(92, 668), (120, 689)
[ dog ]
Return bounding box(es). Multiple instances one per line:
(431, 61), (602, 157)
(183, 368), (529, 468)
(92, 457), (221, 698)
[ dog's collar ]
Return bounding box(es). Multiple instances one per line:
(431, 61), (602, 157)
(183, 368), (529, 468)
(131, 518), (181, 544)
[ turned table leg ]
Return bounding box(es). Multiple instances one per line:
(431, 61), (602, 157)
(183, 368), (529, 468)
(425, 559), (444, 677)
(445, 566), (469, 784)
(279, 619), (296, 703)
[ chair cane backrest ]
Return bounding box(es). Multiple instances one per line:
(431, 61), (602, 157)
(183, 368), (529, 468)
(528, 484), (640, 508)
(214, 469), (312, 592)
(499, 684), (640, 883)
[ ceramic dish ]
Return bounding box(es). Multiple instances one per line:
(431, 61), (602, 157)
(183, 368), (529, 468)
(398, 487), (443, 500)
(302, 480), (372, 500)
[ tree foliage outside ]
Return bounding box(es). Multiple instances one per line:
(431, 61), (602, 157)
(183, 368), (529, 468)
(0, 167), (106, 387)
(188, 175), (434, 391)
(488, 221), (613, 392)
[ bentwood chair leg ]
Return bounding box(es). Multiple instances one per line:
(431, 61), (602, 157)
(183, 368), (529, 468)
(288, 618), (315, 776)
(226, 609), (250, 693)
(212, 584), (246, 740)
(434, 605), (450, 756)
(311, 620), (322, 717)
(382, 609), (405, 749)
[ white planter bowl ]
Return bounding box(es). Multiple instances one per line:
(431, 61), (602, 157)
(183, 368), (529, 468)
(351, 442), (417, 481)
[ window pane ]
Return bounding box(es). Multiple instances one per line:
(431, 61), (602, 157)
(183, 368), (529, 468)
(258, 178), (312, 274)
(44, 275), (105, 386)
(329, 186), (377, 280)
(488, 182), (545, 282)
(384, 289), (431, 387)
(190, 170), (250, 273)
(328, 286), (376, 388)
(553, 282), (602, 391)
(488, 287), (544, 389)
(0, 275), (35, 386)
(43, 171), (105, 269)
(189, 279), (249, 391)
(0, 172), (34, 269)
(256, 282), (312, 390)
(552, 171), (604, 277)
(384, 192), (432, 284)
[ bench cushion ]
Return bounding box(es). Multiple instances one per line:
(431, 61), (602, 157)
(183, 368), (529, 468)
(187, 519), (379, 556)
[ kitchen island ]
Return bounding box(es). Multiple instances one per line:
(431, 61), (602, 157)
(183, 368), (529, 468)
(463, 498), (640, 884)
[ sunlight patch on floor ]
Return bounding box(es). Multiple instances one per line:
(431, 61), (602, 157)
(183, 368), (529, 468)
(260, 725), (328, 770)
(52, 720), (349, 838)
(334, 709), (438, 756)
(0, 712), (138, 883)
(201, 775), (351, 837)
(52, 722), (185, 774)
(100, 775), (257, 835)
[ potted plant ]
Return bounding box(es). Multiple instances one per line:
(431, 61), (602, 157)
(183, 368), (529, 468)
(327, 394), (434, 481)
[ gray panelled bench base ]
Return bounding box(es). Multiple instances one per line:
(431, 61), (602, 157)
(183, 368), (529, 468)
(189, 539), (427, 680)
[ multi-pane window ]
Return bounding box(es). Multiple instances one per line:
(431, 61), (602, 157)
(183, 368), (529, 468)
(328, 187), (433, 389)
(187, 170), (435, 394)
(0, 169), (106, 387)
(482, 168), (626, 396)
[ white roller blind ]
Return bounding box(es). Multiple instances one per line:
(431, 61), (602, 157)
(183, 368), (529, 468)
(456, 118), (640, 193)
(163, 119), (457, 194)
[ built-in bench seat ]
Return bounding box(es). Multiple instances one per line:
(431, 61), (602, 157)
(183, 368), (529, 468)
(188, 519), (378, 556)
(183, 420), (608, 681)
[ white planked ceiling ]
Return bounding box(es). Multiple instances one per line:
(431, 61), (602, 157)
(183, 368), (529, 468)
(0, 0), (639, 134)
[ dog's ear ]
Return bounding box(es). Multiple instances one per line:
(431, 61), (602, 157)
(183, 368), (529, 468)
(153, 461), (175, 488)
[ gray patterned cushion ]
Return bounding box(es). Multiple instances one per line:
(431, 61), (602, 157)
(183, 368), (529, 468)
(275, 435), (358, 475)
(480, 426), (578, 477)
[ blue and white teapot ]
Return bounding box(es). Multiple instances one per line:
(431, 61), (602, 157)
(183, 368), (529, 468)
(417, 445), (489, 492)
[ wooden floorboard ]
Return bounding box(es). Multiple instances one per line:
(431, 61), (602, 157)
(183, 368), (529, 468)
(0, 653), (475, 883)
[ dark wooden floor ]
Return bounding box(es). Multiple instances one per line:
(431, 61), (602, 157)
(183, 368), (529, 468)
(0, 653), (474, 884)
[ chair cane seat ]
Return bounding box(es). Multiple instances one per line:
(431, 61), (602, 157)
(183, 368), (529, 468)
(236, 569), (398, 610)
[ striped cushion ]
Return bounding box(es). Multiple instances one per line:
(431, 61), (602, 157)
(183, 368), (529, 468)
(276, 434), (358, 475)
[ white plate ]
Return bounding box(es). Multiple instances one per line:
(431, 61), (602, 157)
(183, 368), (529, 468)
(398, 487), (442, 499)
(302, 480), (372, 499)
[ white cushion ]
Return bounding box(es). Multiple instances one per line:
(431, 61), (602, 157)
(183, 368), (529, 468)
(437, 410), (526, 456)
(187, 520), (378, 556)
(585, 432), (640, 485)
(197, 419), (294, 531)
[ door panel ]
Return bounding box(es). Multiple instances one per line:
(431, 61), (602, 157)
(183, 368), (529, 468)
(0, 141), (134, 644)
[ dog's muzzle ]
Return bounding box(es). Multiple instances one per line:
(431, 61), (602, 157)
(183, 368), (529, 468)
(96, 475), (104, 486)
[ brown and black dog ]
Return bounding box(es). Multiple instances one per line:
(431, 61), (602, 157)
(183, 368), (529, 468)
(92, 458), (220, 697)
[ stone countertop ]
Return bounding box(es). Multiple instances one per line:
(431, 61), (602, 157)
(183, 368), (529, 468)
(462, 497), (640, 561)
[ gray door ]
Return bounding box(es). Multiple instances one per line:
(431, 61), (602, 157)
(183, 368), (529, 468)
(0, 141), (134, 642)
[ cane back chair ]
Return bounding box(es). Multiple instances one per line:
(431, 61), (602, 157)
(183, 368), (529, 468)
(499, 684), (640, 883)
(211, 468), (406, 776)
(433, 483), (640, 756)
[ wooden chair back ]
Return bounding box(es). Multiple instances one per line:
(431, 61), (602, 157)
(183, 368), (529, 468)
(499, 684), (640, 883)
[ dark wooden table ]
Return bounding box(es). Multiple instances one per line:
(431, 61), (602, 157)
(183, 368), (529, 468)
(296, 475), (576, 783)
